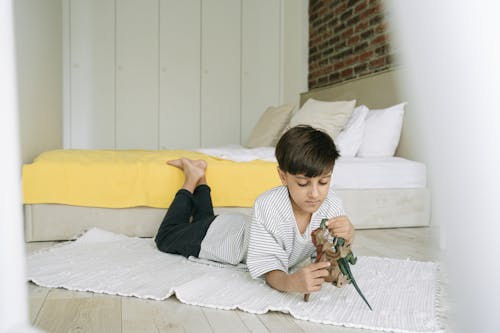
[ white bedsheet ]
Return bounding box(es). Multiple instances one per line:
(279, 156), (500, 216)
(196, 145), (426, 189)
(196, 144), (276, 162)
(333, 156), (427, 189)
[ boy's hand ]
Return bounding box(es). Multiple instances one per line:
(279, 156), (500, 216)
(288, 261), (331, 293)
(326, 216), (355, 244)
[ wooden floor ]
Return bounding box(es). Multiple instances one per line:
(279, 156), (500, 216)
(26, 227), (442, 333)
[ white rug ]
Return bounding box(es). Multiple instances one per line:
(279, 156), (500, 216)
(27, 228), (444, 333)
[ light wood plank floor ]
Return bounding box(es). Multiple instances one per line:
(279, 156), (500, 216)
(26, 227), (443, 333)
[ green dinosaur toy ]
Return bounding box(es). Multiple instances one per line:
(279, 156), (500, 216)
(304, 218), (372, 311)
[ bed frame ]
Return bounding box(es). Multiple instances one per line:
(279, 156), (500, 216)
(24, 68), (430, 241)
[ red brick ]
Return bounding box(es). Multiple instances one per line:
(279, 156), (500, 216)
(369, 57), (385, 68)
(360, 7), (378, 20)
(355, 1), (368, 13)
(341, 68), (353, 78)
(370, 34), (386, 46)
(334, 61), (345, 71)
(348, 35), (361, 45)
(311, 36), (322, 45)
(345, 55), (359, 66)
(355, 21), (369, 33)
(359, 50), (373, 61)
(335, 3), (348, 16)
(341, 27), (354, 39)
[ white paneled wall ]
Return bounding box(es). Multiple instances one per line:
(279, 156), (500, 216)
(64, 0), (287, 150)
(116, 0), (159, 149)
(15, 0), (63, 164)
(241, 0), (281, 144)
(159, 0), (201, 149)
(68, 0), (115, 149)
(200, 0), (241, 147)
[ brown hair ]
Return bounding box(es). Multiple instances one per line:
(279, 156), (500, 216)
(275, 125), (339, 177)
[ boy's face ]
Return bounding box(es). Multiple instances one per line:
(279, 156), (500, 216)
(278, 167), (332, 217)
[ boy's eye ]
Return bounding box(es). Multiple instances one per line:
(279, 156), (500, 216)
(297, 181), (329, 187)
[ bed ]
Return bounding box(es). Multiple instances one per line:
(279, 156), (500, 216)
(23, 69), (430, 241)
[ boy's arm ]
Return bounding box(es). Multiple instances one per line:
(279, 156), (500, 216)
(265, 261), (331, 293)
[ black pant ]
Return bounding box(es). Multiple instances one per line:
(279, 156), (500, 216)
(155, 184), (216, 258)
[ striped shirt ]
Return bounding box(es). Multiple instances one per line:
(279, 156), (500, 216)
(246, 185), (345, 279)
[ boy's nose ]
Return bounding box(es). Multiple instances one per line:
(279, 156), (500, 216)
(309, 185), (319, 198)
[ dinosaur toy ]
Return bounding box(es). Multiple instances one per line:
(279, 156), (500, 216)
(304, 218), (372, 311)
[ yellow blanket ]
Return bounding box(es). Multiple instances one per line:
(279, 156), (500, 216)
(22, 150), (281, 208)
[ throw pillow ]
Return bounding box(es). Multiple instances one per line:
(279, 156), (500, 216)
(335, 105), (369, 157)
(285, 98), (356, 139)
(357, 102), (407, 157)
(245, 104), (295, 148)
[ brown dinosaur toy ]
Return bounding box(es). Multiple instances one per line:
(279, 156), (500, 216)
(304, 219), (372, 311)
(311, 227), (351, 286)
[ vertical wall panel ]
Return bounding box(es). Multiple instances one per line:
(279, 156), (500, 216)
(201, 0), (241, 147)
(159, 0), (201, 149)
(116, 0), (159, 149)
(241, 0), (281, 144)
(69, 0), (115, 149)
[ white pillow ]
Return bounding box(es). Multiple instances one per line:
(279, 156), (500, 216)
(285, 98), (356, 139)
(357, 102), (407, 157)
(245, 104), (295, 148)
(335, 105), (369, 157)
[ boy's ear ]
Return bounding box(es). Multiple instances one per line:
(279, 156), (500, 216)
(277, 167), (287, 185)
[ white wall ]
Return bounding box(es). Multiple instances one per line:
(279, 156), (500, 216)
(388, 1), (500, 332)
(63, 0), (308, 150)
(14, 0), (63, 164)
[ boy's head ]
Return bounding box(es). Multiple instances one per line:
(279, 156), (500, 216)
(275, 125), (339, 177)
(275, 125), (340, 215)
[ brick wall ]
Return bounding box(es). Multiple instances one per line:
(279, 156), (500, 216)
(308, 0), (393, 89)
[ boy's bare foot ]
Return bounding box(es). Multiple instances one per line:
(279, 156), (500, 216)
(166, 159), (183, 168)
(192, 159), (207, 170)
(167, 158), (207, 192)
(167, 158), (207, 170)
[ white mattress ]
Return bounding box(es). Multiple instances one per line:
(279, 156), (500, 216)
(196, 145), (426, 189)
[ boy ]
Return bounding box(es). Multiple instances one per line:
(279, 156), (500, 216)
(155, 125), (354, 295)
(247, 125), (354, 293)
